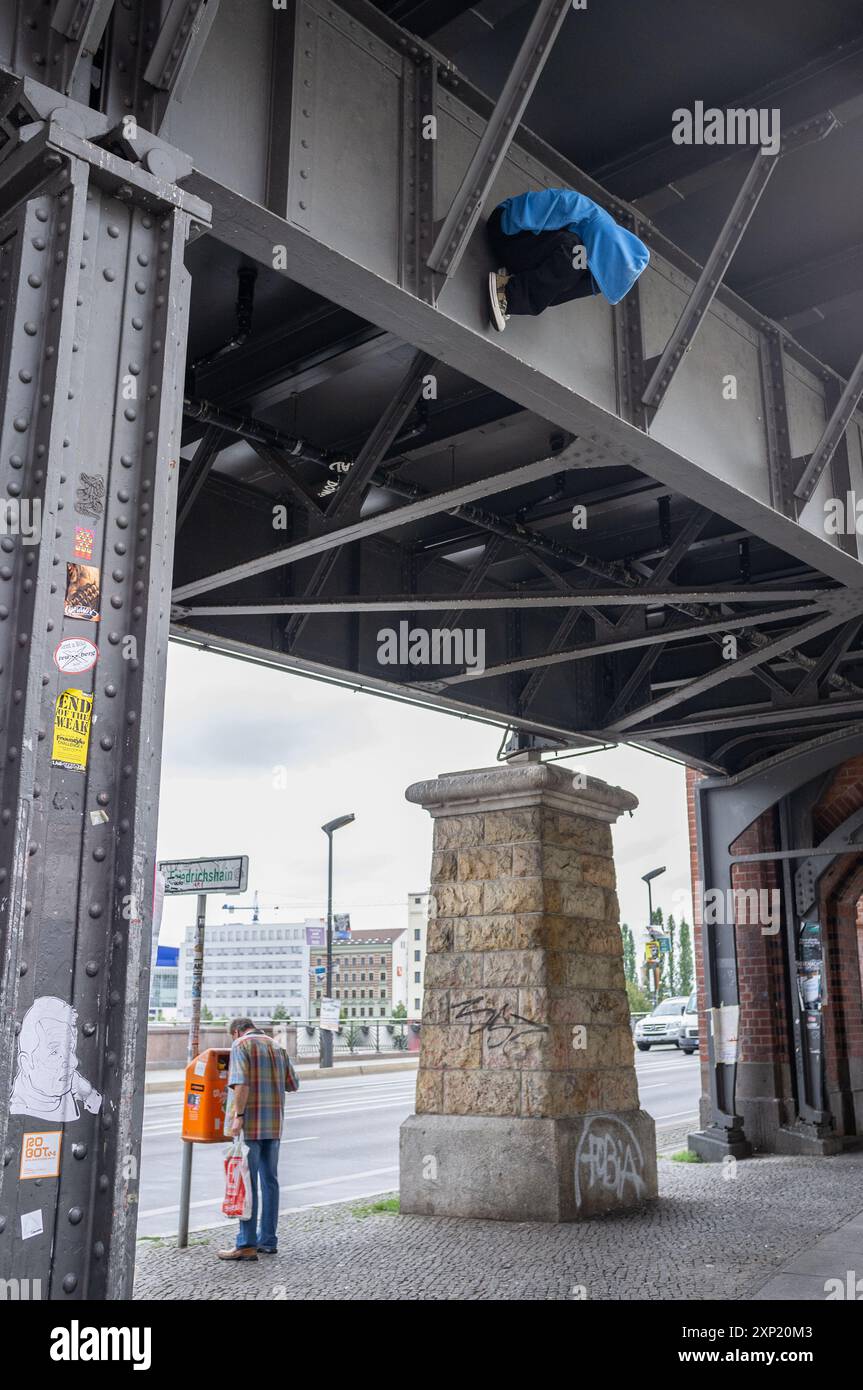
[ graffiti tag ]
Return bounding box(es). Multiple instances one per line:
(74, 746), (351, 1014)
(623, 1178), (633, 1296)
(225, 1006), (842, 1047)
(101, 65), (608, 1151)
(574, 1114), (645, 1207)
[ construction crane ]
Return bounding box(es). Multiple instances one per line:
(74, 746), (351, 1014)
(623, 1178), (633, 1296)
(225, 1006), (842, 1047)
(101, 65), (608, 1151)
(221, 889), (260, 923)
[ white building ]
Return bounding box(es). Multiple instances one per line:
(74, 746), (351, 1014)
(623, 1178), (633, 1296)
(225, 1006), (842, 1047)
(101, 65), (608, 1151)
(178, 920), (310, 1022)
(407, 890), (429, 1021)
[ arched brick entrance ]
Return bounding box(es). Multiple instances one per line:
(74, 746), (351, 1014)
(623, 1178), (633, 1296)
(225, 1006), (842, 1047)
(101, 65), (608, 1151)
(688, 756), (863, 1153)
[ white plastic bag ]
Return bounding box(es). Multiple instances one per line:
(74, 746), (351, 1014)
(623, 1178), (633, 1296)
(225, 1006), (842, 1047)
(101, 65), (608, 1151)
(222, 1137), (252, 1221)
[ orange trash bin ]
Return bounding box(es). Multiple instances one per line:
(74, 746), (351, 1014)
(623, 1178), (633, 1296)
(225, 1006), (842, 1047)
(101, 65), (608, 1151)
(181, 1048), (231, 1142)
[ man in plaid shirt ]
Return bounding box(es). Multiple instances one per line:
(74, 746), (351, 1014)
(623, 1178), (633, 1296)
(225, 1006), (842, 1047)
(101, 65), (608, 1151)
(218, 1017), (288, 1261)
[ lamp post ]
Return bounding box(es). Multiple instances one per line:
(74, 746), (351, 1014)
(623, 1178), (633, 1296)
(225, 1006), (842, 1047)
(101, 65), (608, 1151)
(642, 865), (666, 1005)
(320, 813), (355, 1067)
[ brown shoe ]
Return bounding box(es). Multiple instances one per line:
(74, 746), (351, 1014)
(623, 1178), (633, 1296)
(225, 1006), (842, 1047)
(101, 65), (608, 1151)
(217, 1246), (258, 1261)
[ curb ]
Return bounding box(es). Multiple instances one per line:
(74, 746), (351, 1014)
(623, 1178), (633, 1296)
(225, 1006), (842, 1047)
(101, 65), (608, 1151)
(144, 1057), (419, 1093)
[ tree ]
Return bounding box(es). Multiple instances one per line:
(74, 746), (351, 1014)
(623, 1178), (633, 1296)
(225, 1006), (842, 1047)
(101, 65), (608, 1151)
(391, 1002), (407, 1019)
(626, 979), (651, 1014)
(271, 1005), (288, 1022)
(678, 918), (694, 994)
(201, 1004), (213, 1022)
(621, 924), (637, 984)
(666, 913), (678, 994)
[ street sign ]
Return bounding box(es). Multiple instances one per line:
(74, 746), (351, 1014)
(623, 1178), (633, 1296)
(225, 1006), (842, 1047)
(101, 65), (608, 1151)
(319, 997), (341, 1032)
(158, 855), (249, 895)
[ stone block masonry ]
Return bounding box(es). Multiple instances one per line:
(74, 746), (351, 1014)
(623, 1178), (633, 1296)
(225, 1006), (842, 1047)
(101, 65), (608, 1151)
(399, 761), (658, 1221)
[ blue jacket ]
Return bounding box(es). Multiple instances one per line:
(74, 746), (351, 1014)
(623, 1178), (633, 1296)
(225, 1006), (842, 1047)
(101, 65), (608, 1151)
(498, 189), (649, 304)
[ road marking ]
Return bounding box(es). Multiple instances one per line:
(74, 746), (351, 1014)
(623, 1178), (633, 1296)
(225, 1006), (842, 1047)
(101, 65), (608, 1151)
(139, 1165), (399, 1220)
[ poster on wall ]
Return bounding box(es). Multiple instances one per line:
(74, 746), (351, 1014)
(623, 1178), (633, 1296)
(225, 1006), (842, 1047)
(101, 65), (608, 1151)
(51, 688), (93, 771)
(64, 562), (101, 622)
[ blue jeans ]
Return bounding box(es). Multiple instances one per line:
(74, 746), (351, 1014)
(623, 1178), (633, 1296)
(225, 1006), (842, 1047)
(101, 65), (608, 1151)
(236, 1139), (281, 1251)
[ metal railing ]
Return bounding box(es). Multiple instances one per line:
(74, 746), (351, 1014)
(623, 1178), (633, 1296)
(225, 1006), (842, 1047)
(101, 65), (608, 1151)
(296, 1018), (421, 1057)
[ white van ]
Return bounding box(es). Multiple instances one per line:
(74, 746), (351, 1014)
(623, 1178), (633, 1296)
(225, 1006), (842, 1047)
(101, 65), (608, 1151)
(678, 989), (698, 1054)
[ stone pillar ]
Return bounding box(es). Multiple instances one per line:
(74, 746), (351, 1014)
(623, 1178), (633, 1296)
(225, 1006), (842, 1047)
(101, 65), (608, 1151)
(399, 762), (657, 1221)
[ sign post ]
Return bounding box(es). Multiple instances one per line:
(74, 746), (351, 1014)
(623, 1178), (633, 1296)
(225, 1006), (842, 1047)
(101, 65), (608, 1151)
(158, 854), (249, 1248)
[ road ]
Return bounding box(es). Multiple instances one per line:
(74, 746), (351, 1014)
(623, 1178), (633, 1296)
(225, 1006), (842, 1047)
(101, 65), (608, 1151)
(136, 1048), (702, 1238)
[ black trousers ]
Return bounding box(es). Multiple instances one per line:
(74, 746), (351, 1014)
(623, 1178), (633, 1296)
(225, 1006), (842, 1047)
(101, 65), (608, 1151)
(487, 205), (595, 316)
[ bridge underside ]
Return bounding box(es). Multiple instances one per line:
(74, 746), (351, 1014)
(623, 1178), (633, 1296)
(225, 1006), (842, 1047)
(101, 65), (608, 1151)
(166, 0), (863, 778)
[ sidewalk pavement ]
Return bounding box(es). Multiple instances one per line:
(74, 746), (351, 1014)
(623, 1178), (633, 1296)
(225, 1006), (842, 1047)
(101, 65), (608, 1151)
(144, 1054), (419, 1093)
(133, 1142), (863, 1301)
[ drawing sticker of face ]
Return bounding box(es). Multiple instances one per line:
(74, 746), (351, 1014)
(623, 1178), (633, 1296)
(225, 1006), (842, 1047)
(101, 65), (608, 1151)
(9, 996), (103, 1123)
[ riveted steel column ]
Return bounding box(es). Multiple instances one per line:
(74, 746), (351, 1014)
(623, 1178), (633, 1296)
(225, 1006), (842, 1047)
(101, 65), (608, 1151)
(759, 328), (798, 518)
(0, 125), (206, 1298)
(613, 213), (649, 433)
(400, 52), (437, 304)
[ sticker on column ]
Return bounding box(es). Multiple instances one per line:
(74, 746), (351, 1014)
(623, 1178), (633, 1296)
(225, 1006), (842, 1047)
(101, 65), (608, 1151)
(709, 1004), (740, 1064)
(20, 1210), (43, 1240)
(73, 526), (95, 560)
(9, 997), (103, 1122)
(51, 688), (93, 771)
(19, 1130), (62, 1180)
(64, 562), (101, 621)
(74, 472), (105, 519)
(53, 637), (98, 674)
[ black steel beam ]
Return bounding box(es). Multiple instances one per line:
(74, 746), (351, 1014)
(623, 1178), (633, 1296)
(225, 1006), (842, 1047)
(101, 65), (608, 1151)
(795, 344), (863, 502)
(425, 0), (571, 280)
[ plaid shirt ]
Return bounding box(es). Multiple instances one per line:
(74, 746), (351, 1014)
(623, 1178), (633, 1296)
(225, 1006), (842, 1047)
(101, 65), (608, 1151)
(228, 1032), (287, 1140)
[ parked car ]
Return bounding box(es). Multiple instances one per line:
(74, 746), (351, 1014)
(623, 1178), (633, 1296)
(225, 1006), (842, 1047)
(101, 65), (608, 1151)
(678, 989), (698, 1054)
(634, 996), (689, 1050)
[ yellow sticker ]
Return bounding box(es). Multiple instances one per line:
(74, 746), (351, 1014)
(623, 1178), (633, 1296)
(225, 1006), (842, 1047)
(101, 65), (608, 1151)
(52, 688), (93, 771)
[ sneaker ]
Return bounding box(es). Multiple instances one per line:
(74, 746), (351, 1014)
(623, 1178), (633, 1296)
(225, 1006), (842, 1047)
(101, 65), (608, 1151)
(488, 269), (510, 332)
(217, 1247), (258, 1261)
(257, 1246), (278, 1255)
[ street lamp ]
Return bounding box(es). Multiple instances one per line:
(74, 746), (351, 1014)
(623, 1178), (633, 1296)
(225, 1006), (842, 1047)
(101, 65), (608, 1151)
(642, 866), (666, 1006)
(642, 865), (666, 925)
(320, 813), (355, 1068)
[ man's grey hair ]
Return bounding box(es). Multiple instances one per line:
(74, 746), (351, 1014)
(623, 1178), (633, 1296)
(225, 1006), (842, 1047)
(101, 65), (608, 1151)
(228, 1017), (256, 1036)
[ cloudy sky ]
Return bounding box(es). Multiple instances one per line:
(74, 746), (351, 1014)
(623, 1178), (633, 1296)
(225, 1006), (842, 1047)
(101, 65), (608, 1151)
(155, 641), (694, 949)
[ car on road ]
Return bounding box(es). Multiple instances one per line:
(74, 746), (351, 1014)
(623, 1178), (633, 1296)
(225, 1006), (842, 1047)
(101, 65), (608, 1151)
(634, 996), (689, 1050)
(678, 989), (698, 1054)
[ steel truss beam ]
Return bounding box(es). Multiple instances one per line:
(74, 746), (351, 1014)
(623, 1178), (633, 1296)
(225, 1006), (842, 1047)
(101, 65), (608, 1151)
(171, 442), (605, 600)
(795, 344), (863, 502)
(185, 13), (863, 592)
(176, 425), (229, 533)
(606, 32), (863, 205)
(173, 588), (836, 617)
(325, 350), (436, 520)
(0, 101), (209, 1299)
(144, 0), (221, 131)
(638, 698), (863, 740)
(417, 603), (835, 690)
(425, 0), (571, 281)
(641, 109), (839, 416)
(607, 602), (860, 733)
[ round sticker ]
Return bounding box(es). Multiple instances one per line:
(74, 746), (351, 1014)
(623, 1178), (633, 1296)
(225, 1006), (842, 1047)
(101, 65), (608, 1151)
(53, 637), (98, 674)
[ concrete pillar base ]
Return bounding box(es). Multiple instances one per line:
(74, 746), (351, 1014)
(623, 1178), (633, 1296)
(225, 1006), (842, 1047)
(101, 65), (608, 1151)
(400, 1109), (658, 1222)
(688, 1126), (752, 1161)
(774, 1124), (843, 1157)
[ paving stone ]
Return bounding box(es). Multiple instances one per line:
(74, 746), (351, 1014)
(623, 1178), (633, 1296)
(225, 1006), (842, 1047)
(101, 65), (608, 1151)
(133, 1149), (863, 1301)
